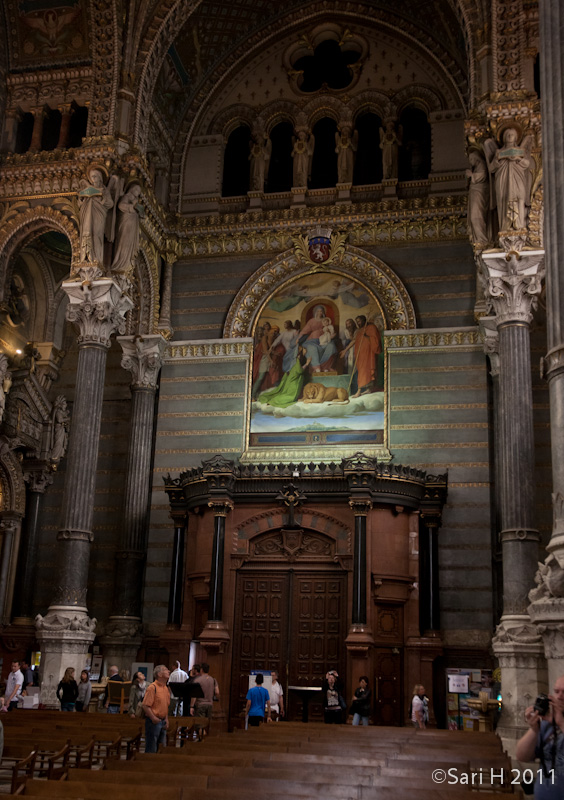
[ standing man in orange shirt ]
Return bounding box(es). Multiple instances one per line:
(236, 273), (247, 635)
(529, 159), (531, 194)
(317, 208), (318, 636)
(142, 665), (171, 753)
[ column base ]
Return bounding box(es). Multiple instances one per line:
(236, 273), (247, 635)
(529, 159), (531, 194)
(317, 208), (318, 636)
(291, 186), (307, 207)
(35, 607), (97, 708)
(492, 615), (547, 756)
(98, 616), (143, 674)
(382, 179), (398, 197)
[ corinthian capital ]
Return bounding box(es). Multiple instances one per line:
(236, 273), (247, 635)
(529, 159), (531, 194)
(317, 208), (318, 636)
(480, 249), (545, 326)
(63, 279), (134, 347)
(118, 335), (166, 389)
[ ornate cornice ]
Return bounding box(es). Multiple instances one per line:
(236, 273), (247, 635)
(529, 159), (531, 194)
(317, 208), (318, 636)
(385, 327), (480, 350)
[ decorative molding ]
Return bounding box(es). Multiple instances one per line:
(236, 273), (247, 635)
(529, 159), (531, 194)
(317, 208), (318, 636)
(63, 279), (133, 347)
(165, 339), (253, 362)
(385, 327), (480, 351)
(480, 249), (545, 326)
(224, 243), (416, 338)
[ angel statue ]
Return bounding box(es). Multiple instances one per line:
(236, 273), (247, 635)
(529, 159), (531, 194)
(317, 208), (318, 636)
(49, 395), (70, 463)
(111, 183), (144, 282)
(77, 168), (118, 268)
(484, 128), (534, 233)
(379, 119), (402, 180)
(335, 124), (358, 184)
(291, 129), (315, 187)
(249, 131), (272, 192)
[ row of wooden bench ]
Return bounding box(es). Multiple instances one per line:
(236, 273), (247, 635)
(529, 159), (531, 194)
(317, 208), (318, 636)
(5, 716), (516, 800)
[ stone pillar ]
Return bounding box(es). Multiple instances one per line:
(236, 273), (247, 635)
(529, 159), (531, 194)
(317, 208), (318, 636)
(208, 501), (231, 623)
(36, 279), (132, 707)
(482, 248), (547, 753)
(527, 0), (564, 687)
(57, 105), (73, 149)
(1, 109), (22, 153)
(12, 468), (53, 625)
(100, 335), (166, 667)
(157, 247), (178, 339)
(29, 108), (45, 152)
(167, 514), (186, 627)
(0, 514), (22, 624)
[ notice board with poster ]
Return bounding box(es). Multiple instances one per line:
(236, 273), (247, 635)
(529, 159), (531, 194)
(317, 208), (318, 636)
(446, 668), (493, 731)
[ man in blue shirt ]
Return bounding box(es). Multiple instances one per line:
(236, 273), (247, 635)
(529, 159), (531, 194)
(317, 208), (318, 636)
(246, 673), (271, 727)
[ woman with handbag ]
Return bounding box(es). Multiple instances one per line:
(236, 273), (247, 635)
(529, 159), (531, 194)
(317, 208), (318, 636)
(129, 671), (147, 718)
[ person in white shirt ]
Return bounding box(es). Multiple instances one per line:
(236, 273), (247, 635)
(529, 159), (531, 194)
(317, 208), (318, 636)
(269, 670), (284, 720)
(2, 661), (23, 711)
(168, 661), (189, 716)
(410, 683), (428, 729)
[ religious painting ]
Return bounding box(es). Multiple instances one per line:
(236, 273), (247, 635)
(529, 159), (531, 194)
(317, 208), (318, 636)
(14, 0), (88, 66)
(249, 271), (386, 451)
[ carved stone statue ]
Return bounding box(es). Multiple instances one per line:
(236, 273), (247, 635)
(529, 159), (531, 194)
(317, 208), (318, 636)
(50, 394), (70, 463)
(335, 124), (358, 184)
(77, 168), (115, 267)
(111, 183), (144, 280)
(0, 355), (12, 423)
(291, 129), (315, 187)
(484, 127), (534, 232)
(249, 132), (271, 192)
(466, 150), (491, 246)
(379, 119), (402, 180)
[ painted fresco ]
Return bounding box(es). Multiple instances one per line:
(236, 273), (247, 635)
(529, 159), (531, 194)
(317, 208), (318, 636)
(250, 271), (385, 450)
(14, 0), (88, 66)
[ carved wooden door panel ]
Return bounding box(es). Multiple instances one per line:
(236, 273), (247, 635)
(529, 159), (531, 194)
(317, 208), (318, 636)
(289, 573), (346, 721)
(230, 573), (290, 723)
(373, 647), (402, 726)
(230, 568), (346, 725)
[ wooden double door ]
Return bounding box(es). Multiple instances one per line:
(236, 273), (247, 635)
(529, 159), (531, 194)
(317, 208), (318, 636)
(230, 569), (347, 724)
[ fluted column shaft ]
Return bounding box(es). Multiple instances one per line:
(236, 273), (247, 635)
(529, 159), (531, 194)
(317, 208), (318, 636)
(13, 471), (52, 621)
(167, 518), (186, 626)
(419, 517), (440, 632)
(539, 0), (564, 566)
(497, 322), (538, 613)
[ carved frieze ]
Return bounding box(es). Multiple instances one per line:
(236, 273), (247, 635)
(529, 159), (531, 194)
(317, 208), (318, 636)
(252, 528), (334, 561)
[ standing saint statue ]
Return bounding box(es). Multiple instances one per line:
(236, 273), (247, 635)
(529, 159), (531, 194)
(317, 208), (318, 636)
(0, 355), (12, 424)
(335, 124), (358, 184)
(50, 395), (70, 463)
(111, 183), (144, 280)
(249, 132), (271, 192)
(379, 119), (402, 180)
(77, 168), (115, 266)
(466, 150), (491, 246)
(291, 129), (315, 187)
(484, 127), (534, 232)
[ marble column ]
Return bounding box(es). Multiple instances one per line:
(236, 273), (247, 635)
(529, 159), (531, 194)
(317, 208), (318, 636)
(36, 279), (132, 706)
(350, 500), (371, 626)
(528, 0), (564, 688)
(199, 499), (233, 654)
(57, 105), (73, 149)
(29, 108), (45, 152)
(100, 335), (166, 667)
(0, 514), (22, 624)
(419, 513), (440, 633)
(167, 514), (186, 627)
(12, 467), (53, 625)
(482, 248), (547, 753)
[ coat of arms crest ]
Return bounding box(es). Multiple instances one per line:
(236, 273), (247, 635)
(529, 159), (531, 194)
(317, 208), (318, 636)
(293, 227), (346, 268)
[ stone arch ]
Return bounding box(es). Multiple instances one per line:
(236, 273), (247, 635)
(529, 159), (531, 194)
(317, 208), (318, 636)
(0, 443), (26, 516)
(211, 105), (255, 140)
(394, 85), (445, 117)
(131, 242), (160, 336)
(0, 206), (78, 304)
(349, 91), (393, 124)
(223, 243), (416, 339)
(235, 506), (352, 556)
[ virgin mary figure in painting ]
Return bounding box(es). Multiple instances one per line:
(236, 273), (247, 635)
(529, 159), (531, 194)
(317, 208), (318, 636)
(297, 304), (338, 372)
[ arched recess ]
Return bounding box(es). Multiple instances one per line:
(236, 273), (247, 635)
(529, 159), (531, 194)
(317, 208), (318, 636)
(0, 444), (26, 517)
(223, 243), (416, 339)
(0, 207), (79, 305)
(126, 244), (160, 336)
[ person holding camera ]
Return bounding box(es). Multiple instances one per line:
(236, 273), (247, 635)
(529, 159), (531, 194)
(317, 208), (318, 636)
(516, 675), (564, 798)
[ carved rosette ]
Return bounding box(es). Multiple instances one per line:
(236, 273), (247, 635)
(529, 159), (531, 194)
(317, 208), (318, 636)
(480, 250), (545, 326)
(63, 279), (134, 347)
(118, 335), (166, 389)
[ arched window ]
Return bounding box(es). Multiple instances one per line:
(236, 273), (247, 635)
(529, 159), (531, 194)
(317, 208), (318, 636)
(309, 117), (338, 189)
(222, 125), (252, 196)
(15, 112), (34, 154)
(41, 108), (62, 151)
(266, 121), (293, 193)
(353, 112), (382, 185)
(68, 104), (88, 149)
(398, 107), (431, 181)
